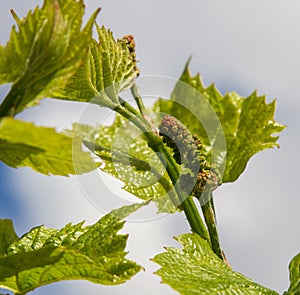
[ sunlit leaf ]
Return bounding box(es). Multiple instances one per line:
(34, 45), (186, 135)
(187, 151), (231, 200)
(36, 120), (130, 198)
(153, 233), (278, 295)
(155, 60), (285, 183)
(0, 0), (99, 116)
(0, 204), (143, 294)
(54, 25), (139, 108)
(0, 117), (97, 176)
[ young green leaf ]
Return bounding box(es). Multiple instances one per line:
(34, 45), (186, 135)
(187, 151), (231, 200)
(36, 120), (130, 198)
(54, 25), (140, 108)
(284, 253), (300, 295)
(155, 60), (285, 183)
(0, 117), (98, 176)
(153, 233), (278, 295)
(0, 204), (143, 294)
(0, 0), (99, 117)
(72, 116), (178, 214)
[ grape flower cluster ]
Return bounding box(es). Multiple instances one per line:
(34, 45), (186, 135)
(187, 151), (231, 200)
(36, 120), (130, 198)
(158, 115), (221, 198)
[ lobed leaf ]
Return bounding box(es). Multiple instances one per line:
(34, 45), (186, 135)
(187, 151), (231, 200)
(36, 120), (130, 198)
(54, 25), (139, 108)
(0, 204), (143, 294)
(0, 117), (98, 176)
(155, 60), (285, 183)
(153, 233), (278, 295)
(284, 253), (300, 295)
(0, 0), (99, 117)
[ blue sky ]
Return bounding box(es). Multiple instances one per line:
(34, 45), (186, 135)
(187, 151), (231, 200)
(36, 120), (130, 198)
(1, 1), (300, 294)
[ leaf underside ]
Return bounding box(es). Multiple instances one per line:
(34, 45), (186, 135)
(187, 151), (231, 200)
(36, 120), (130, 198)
(153, 233), (278, 295)
(0, 204), (143, 294)
(72, 115), (179, 214)
(0, 117), (98, 176)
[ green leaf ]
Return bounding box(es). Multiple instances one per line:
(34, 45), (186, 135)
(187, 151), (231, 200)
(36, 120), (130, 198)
(153, 233), (278, 295)
(0, 117), (98, 176)
(284, 253), (300, 295)
(72, 116), (178, 213)
(155, 60), (285, 183)
(0, 204), (143, 294)
(0, 220), (18, 256)
(54, 25), (139, 108)
(0, 0), (99, 117)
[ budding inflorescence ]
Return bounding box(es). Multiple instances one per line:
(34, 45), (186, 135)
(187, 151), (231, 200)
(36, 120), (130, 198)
(120, 35), (140, 76)
(158, 115), (221, 198)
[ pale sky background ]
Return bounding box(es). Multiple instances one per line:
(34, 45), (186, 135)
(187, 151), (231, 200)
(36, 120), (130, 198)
(1, 1), (300, 294)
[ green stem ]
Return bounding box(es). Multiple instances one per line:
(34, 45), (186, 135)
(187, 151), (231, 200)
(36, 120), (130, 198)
(118, 96), (153, 131)
(114, 105), (151, 134)
(182, 196), (211, 244)
(118, 96), (141, 117)
(0, 76), (30, 118)
(154, 142), (210, 243)
(0, 86), (19, 118)
(113, 104), (210, 243)
(201, 198), (223, 260)
(131, 83), (147, 116)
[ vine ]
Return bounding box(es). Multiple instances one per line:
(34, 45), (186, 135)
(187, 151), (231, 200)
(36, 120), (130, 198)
(0, 1), (297, 295)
